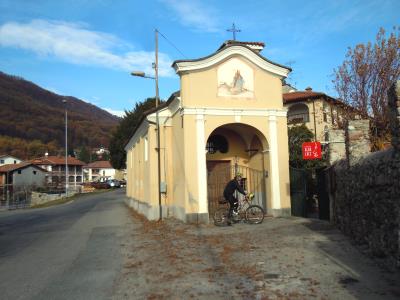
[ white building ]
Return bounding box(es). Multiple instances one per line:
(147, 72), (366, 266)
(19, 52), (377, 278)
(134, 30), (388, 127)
(83, 161), (116, 182)
(0, 155), (22, 166)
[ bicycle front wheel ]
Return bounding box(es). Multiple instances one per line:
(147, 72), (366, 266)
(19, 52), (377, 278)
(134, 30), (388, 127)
(245, 205), (265, 224)
(213, 208), (229, 226)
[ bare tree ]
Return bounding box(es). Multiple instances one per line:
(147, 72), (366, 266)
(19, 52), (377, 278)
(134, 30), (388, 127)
(333, 27), (400, 148)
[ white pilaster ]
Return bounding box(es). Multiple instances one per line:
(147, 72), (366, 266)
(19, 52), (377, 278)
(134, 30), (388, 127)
(196, 113), (208, 213)
(268, 115), (281, 209)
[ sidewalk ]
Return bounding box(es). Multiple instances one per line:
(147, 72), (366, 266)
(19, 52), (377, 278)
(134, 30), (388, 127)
(113, 210), (400, 299)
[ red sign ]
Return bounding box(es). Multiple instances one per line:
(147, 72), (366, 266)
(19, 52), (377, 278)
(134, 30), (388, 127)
(302, 142), (322, 160)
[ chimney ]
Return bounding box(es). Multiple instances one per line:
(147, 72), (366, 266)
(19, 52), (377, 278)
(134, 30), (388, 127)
(305, 87), (312, 92)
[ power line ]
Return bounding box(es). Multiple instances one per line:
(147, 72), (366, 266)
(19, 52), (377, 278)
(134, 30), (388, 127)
(157, 29), (187, 59)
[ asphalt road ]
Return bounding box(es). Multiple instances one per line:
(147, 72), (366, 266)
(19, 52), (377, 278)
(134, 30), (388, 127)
(0, 189), (130, 300)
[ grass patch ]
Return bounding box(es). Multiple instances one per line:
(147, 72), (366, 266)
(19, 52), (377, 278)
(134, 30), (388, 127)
(30, 189), (114, 209)
(30, 195), (76, 209)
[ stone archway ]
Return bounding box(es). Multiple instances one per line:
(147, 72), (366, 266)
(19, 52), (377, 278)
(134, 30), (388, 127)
(205, 123), (269, 217)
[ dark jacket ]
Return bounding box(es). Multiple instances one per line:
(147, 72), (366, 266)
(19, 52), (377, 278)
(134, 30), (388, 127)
(223, 179), (246, 198)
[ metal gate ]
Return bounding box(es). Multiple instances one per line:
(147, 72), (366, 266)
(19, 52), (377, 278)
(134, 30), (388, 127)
(0, 184), (31, 210)
(316, 167), (331, 220)
(207, 162), (266, 218)
(289, 167), (307, 217)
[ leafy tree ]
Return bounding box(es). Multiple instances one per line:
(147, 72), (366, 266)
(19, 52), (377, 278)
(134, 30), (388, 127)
(332, 26), (400, 148)
(109, 98), (162, 169)
(288, 124), (326, 169)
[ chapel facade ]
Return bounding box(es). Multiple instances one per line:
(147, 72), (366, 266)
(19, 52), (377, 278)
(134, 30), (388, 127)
(125, 40), (292, 223)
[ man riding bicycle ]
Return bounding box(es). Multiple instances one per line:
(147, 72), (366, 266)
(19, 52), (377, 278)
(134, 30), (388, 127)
(223, 173), (247, 225)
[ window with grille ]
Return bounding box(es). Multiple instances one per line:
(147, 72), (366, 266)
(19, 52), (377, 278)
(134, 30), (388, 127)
(206, 135), (229, 154)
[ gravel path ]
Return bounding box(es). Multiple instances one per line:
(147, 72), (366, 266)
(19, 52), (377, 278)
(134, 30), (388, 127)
(113, 210), (400, 299)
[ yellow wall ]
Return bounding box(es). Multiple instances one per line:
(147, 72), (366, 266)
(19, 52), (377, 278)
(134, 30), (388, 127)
(180, 56), (284, 109)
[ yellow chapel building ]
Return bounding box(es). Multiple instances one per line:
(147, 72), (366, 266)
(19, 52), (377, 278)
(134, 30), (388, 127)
(125, 40), (292, 223)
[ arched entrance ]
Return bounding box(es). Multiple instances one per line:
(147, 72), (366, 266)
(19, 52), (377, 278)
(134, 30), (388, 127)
(206, 123), (269, 217)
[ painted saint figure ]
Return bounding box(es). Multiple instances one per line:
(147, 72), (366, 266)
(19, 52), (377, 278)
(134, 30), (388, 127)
(230, 70), (245, 94)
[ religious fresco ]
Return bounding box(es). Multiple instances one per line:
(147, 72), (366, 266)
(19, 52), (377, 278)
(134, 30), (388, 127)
(217, 57), (254, 98)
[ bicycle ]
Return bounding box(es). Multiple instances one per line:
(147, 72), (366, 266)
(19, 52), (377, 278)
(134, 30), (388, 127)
(213, 193), (265, 226)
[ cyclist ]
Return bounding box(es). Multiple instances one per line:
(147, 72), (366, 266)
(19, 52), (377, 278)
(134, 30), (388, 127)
(223, 173), (247, 225)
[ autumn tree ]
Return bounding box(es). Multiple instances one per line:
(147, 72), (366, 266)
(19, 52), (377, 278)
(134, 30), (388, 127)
(333, 27), (400, 148)
(109, 98), (162, 169)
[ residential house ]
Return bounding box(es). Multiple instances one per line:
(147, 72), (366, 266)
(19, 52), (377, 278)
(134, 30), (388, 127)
(83, 160), (116, 182)
(30, 155), (85, 187)
(0, 155), (22, 166)
(0, 162), (47, 186)
(283, 87), (359, 143)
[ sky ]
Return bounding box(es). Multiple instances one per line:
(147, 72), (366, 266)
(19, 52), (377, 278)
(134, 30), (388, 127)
(0, 0), (399, 117)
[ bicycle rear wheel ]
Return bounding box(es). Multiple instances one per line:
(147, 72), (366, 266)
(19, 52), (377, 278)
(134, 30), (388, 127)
(214, 208), (229, 226)
(245, 205), (265, 224)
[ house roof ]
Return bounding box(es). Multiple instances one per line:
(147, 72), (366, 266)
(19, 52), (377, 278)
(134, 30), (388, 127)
(0, 162), (47, 173)
(217, 40), (266, 51)
(283, 90), (363, 115)
(283, 91), (334, 103)
(84, 160), (113, 169)
(30, 156), (85, 166)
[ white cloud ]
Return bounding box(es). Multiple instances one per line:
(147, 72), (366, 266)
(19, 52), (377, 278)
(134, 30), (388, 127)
(0, 19), (174, 77)
(160, 0), (219, 32)
(103, 108), (125, 118)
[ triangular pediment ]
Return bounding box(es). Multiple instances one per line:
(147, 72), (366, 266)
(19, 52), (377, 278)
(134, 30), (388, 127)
(173, 44), (291, 78)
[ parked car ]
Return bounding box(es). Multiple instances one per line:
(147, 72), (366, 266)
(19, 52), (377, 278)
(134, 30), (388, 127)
(119, 180), (126, 187)
(106, 179), (121, 188)
(90, 181), (111, 189)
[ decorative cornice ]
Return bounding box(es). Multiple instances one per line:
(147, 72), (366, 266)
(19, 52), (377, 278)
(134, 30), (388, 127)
(124, 121), (149, 151)
(173, 45), (290, 78)
(181, 107), (287, 117)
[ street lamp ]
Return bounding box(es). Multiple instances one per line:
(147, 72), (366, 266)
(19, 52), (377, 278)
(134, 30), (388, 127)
(131, 29), (162, 221)
(62, 98), (68, 198)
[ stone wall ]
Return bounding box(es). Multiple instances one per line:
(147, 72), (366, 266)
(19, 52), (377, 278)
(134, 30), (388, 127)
(333, 149), (400, 267)
(330, 81), (400, 268)
(346, 120), (370, 166)
(327, 130), (346, 165)
(31, 191), (77, 206)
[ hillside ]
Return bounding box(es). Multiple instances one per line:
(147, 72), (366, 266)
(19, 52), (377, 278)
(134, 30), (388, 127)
(0, 71), (120, 159)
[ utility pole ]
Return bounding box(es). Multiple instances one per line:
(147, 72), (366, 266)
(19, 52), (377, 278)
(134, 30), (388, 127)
(155, 29), (162, 221)
(63, 99), (68, 197)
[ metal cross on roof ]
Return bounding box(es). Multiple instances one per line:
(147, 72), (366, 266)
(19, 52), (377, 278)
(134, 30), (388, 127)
(227, 23), (241, 40)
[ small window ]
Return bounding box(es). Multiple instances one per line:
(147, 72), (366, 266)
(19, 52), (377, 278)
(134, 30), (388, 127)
(33, 171), (37, 175)
(14, 160), (17, 164)
(0, 159), (4, 164)
(18, 170), (22, 174)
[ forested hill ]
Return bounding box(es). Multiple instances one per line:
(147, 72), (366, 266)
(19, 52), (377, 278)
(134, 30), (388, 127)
(0, 71), (120, 159)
